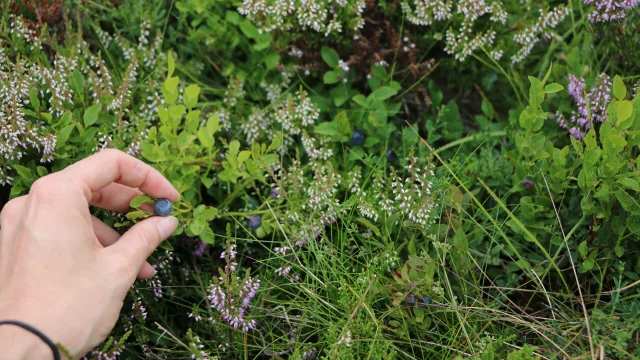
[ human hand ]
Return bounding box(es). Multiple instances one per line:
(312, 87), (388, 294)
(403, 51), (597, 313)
(0, 149), (179, 359)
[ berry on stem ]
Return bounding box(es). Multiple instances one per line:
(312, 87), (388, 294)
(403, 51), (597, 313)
(248, 215), (262, 229)
(351, 131), (365, 146)
(386, 148), (397, 162)
(154, 199), (173, 217)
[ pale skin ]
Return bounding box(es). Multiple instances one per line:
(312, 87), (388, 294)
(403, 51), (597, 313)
(0, 149), (180, 359)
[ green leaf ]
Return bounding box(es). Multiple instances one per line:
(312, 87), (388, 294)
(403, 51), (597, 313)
(159, 239), (174, 251)
(355, 217), (381, 237)
(169, 104), (186, 120)
(516, 259), (531, 270)
(36, 166), (48, 177)
(198, 127), (213, 148)
(481, 98), (494, 118)
(238, 150), (251, 163)
(140, 142), (167, 162)
(267, 134), (281, 152)
(330, 85), (349, 107)
(414, 305), (425, 323)
(238, 20), (259, 39)
(582, 257), (595, 271)
(352, 94), (369, 107)
(616, 100), (633, 123)
(70, 70), (85, 96)
(57, 111), (72, 126)
(334, 111), (351, 136)
(613, 75), (626, 100)
(189, 219), (207, 236)
(528, 76), (544, 107)
(584, 129), (597, 150)
(40, 112), (52, 123)
(57, 124), (75, 149)
(83, 104), (102, 127)
(162, 77), (180, 105)
(177, 131), (196, 149)
(206, 113), (220, 135)
(129, 194), (154, 208)
(167, 51), (175, 77)
(185, 110), (201, 133)
(372, 86), (398, 101)
(29, 88), (40, 111)
(264, 52), (280, 69)
(321, 46), (339, 68)
(203, 207), (218, 220)
(616, 190), (640, 214)
(578, 240), (588, 257)
(183, 84), (200, 109)
(544, 83), (564, 94)
(200, 175), (214, 188)
(126, 210), (148, 220)
(541, 63), (553, 85)
(314, 121), (340, 137)
(12, 164), (34, 180)
(607, 133), (627, 152)
(323, 71), (339, 84)
(199, 226), (215, 244)
(617, 178), (640, 192)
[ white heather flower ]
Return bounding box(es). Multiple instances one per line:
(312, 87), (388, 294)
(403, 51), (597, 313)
(288, 46), (304, 58)
(336, 330), (353, 347)
(338, 59), (350, 72)
(490, 49), (504, 60)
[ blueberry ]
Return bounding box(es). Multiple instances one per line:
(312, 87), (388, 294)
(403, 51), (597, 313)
(351, 131), (365, 146)
(154, 199), (173, 217)
(386, 149), (397, 162)
(270, 187), (280, 199)
(248, 215), (262, 229)
(406, 294), (416, 305)
(422, 296), (432, 305)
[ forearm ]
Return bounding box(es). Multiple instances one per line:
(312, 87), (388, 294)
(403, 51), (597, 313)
(0, 325), (55, 359)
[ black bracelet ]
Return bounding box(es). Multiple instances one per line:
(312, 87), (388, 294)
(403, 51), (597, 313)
(0, 320), (61, 360)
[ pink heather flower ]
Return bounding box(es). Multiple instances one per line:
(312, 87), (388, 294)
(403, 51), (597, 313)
(194, 240), (208, 257)
(584, 0), (639, 23)
(559, 73), (612, 139)
(205, 242), (261, 332)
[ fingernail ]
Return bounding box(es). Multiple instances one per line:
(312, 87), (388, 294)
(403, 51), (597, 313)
(156, 216), (178, 238)
(151, 268), (157, 277)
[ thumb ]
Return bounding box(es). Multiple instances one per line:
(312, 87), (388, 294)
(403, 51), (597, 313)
(108, 216), (178, 271)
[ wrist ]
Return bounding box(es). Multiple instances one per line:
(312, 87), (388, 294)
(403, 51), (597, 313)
(0, 324), (55, 360)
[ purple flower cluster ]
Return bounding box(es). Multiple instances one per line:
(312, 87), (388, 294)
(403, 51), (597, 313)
(556, 73), (612, 139)
(206, 242), (261, 332)
(583, 0), (639, 23)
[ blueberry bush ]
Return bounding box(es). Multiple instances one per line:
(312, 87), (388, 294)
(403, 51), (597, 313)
(1, 0), (640, 359)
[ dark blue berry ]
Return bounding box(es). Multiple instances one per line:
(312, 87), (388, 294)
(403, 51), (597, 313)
(154, 199), (173, 217)
(386, 149), (397, 162)
(351, 131), (365, 146)
(248, 215), (262, 229)
(270, 187), (280, 199)
(422, 296), (432, 305)
(406, 294), (416, 305)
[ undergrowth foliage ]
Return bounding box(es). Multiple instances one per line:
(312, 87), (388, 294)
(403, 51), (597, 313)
(1, 0), (640, 359)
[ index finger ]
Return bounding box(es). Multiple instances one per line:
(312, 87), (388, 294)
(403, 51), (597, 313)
(63, 149), (180, 204)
